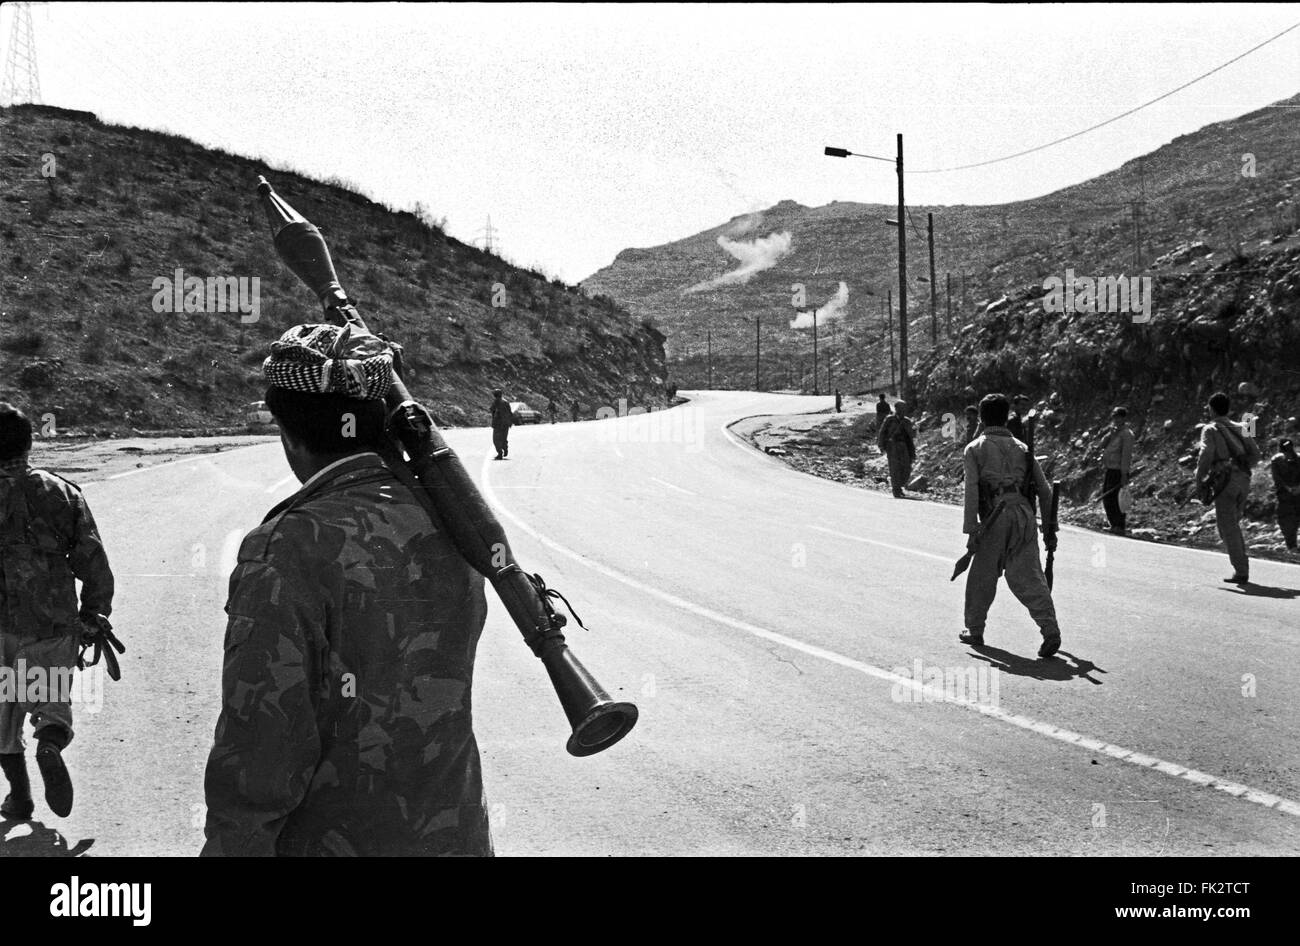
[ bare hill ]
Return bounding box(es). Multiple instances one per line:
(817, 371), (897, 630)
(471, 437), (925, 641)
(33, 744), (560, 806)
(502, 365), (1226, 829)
(0, 105), (667, 435)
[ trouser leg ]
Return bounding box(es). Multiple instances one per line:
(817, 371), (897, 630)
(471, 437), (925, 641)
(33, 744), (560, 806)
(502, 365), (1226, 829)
(1002, 530), (1061, 638)
(0, 634), (24, 755)
(1277, 500), (1299, 549)
(1215, 476), (1250, 576)
(492, 427), (506, 456)
(887, 445), (905, 494)
(1101, 467), (1125, 530)
(964, 516), (1008, 633)
(22, 636), (77, 748)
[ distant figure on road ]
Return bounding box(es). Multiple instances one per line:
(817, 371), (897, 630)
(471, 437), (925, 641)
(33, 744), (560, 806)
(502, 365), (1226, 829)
(490, 389), (513, 460)
(1270, 438), (1300, 552)
(875, 393), (891, 432)
(1196, 390), (1261, 584)
(548, 399), (558, 424)
(964, 404), (981, 445)
(203, 325), (491, 856)
(1099, 406), (1136, 535)
(835, 389), (842, 413)
(570, 400), (580, 423)
(960, 393), (1061, 658)
(878, 399), (916, 498)
(0, 402), (116, 822)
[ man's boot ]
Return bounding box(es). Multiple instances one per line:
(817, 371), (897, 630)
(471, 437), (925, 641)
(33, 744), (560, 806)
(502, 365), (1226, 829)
(35, 727), (73, 818)
(0, 753), (34, 820)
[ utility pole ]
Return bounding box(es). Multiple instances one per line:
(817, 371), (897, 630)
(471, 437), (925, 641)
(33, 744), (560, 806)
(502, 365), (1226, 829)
(927, 211), (937, 346)
(895, 134), (909, 402)
(886, 290), (896, 393)
(812, 308), (819, 396)
(945, 272), (952, 337)
(754, 315), (760, 392)
(706, 328), (712, 390)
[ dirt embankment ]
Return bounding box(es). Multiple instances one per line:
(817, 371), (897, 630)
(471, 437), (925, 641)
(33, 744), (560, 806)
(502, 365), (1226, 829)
(28, 432), (278, 484)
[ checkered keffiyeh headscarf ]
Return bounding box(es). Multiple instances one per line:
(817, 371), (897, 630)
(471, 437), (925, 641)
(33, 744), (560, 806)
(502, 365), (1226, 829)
(263, 323), (394, 400)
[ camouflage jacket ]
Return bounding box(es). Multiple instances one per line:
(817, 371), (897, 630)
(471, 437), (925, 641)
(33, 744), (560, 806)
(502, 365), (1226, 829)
(0, 459), (114, 641)
(202, 452), (492, 857)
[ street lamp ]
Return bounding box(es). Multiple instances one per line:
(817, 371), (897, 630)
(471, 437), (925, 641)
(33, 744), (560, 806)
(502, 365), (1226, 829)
(825, 136), (910, 402)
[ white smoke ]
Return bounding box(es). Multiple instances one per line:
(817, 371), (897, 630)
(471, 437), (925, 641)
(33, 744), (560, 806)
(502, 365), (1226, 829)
(790, 281), (849, 329)
(688, 231), (793, 292)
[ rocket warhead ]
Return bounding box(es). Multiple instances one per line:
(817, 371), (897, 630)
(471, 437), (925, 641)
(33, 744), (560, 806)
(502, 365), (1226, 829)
(255, 176), (349, 311)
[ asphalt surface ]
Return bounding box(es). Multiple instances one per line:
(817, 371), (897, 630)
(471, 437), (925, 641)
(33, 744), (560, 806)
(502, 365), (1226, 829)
(13, 391), (1299, 856)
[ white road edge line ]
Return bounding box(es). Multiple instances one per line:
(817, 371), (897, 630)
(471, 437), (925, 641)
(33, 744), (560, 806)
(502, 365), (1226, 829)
(650, 476), (697, 496)
(265, 473), (298, 494)
(481, 449), (1300, 821)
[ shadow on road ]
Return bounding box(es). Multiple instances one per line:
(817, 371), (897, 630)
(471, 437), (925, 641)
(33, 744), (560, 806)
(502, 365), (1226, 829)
(1218, 583), (1300, 599)
(0, 818), (94, 856)
(968, 645), (1106, 685)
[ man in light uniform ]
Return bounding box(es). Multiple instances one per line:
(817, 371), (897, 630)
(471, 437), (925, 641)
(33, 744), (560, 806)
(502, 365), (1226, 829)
(959, 393), (1061, 658)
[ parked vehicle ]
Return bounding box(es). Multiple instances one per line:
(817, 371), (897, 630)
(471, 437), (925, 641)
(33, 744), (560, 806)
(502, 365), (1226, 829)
(246, 400), (274, 426)
(510, 401), (542, 424)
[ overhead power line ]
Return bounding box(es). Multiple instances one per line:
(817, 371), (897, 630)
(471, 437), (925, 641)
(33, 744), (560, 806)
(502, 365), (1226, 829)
(913, 20), (1300, 174)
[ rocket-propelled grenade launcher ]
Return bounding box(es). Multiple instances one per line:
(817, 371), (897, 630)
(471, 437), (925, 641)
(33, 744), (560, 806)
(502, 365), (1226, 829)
(255, 176), (638, 757)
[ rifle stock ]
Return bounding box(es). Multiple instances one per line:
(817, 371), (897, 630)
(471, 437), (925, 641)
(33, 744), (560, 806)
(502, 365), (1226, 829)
(255, 177), (637, 757)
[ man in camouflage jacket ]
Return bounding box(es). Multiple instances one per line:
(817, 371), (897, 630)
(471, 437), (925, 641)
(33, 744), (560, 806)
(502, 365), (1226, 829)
(0, 403), (114, 820)
(202, 325), (491, 856)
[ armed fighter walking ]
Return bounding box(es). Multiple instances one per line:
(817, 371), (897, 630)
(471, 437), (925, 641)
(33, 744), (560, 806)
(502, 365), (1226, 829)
(490, 388), (513, 459)
(957, 394), (1062, 658)
(878, 399), (916, 498)
(0, 403), (118, 821)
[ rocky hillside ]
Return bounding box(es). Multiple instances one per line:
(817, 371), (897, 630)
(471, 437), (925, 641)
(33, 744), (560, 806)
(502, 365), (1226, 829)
(0, 105), (667, 435)
(583, 93), (1300, 396)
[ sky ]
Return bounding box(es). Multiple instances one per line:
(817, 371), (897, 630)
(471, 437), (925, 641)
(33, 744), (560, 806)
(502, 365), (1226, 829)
(6, 2), (1300, 282)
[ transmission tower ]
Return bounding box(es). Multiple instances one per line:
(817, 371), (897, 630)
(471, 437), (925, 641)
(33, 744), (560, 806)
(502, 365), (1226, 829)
(1, 2), (42, 106)
(477, 215), (498, 254)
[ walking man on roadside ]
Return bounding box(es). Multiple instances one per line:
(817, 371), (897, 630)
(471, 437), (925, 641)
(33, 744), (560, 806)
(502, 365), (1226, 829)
(1007, 395), (1035, 454)
(0, 403), (116, 821)
(959, 393), (1062, 658)
(875, 393), (891, 434)
(490, 389), (513, 460)
(878, 399), (916, 498)
(1196, 391), (1260, 584)
(1100, 406), (1136, 535)
(1270, 438), (1300, 552)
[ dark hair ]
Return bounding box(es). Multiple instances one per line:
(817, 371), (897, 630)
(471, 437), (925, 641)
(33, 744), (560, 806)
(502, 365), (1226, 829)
(964, 404), (978, 415)
(979, 393), (1010, 427)
(0, 403), (33, 461)
(492, 389), (503, 398)
(1208, 391), (1231, 416)
(265, 386), (386, 456)
(1112, 406), (1128, 418)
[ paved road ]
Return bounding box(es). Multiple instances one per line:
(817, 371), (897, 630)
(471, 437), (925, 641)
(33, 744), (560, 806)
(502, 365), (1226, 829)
(21, 391), (1300, 856)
